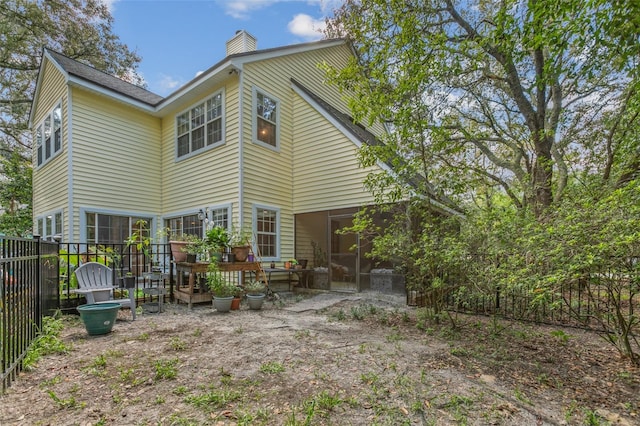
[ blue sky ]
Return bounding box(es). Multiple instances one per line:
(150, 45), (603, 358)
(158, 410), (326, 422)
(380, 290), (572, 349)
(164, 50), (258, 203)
(107, 0), (341, 96)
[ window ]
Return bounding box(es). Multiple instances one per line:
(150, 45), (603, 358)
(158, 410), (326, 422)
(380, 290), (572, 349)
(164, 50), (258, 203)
(36, 211), (63, 241)
(176, 91), (224, 158)
(166, 214), (202, 239)
(254, 206), (279, 259)
(36, 103), (62, 167)
(253, 88), (279, 148)
(85, 213), (152, 244)
(208, 206), (230, 229)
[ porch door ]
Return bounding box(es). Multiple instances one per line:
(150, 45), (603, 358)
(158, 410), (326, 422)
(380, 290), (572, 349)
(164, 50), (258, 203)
(329, 214), (358, 292)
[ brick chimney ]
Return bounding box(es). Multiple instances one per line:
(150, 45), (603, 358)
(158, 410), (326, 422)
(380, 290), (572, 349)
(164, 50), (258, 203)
(226, 30), (257, 56)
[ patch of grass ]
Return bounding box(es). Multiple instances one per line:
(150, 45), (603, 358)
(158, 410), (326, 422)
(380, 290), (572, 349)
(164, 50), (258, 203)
(259, 361), (285, 374)
(47, 389), (83, 409)
(170, 337), (187, 351)
(154, 358), (179, 380)
(294, 329), (311, 339)
(330, 309), (346, 321)
(23, 314), (70, 371)
(185, 388), (242, 411)
(550, 329), (572, 344)
(137, 332), (150, 341)
(173, 385), (189, 396)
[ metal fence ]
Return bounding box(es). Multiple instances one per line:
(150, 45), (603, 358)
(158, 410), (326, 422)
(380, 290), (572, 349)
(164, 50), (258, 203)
(57, 242), (174, 313)
(407, 259), (640, 332)
(1, 236), (58, 392)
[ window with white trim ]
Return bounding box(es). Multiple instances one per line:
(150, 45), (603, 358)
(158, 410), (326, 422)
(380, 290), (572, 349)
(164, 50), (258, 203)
(253, 88), (279, 148)
(36, 103), (62, 166)
(85, 213), (152, 245)
(254, 206), (279, 259)
(176, 91), (224, 158)
(36, 211), (63, 241)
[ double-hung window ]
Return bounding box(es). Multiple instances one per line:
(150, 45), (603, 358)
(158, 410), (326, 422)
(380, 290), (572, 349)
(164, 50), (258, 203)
(36, 103), (62, 167)
(176, 91), (224, 158)
(254, 205), (279, 259)
(37, 211), (63, 241)
(253, 87), (279, 148)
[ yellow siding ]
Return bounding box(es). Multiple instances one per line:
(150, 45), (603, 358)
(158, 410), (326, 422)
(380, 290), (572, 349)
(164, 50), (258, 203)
(71, 89), (162, 238)
(292, 94), (378, 212)
(160, 79), (241, 218)
(240, 44), (376, 258)
(31, 60), (69, 234)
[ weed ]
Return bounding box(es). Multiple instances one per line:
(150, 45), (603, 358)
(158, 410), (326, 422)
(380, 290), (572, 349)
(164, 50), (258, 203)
(294, 329), (311, 339)
(154, 358), (179, 380)
(234, 326), (244, 334)
(92, 354), (107, 368)
(166, 413), (200, 425)
(192, 327), (202, 337)
(360, 371), (380, 385)
(385, 329), (404, 342)
(330, 309), (346, 321)
(584, 408), (607, 425)
(137, 332), (150, 341)
(514, 387), (533, 405)
(24, 315), (70, 371)
(358, 343), (367, 353)
(174, 385), (189, 395)
(47, 390), (82, 409)
(170, 337), (187, 351)
(40, 375), (62, 388)
(550, 330), (572, 344)
(260, 361), (285, 374)
(351, 305), (367, 320)
(185, 388), (242, 410)
(155, 395), (166, 404)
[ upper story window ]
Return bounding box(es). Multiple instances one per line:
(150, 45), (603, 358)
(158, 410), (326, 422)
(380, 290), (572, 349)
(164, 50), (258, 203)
(253, 87), (279, 148)
(36, 103), (62, 167)
(176, 91), (224, 158)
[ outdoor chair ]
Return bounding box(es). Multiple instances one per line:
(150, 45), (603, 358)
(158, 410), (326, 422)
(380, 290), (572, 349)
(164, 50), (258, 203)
(73, 262), (136, 320)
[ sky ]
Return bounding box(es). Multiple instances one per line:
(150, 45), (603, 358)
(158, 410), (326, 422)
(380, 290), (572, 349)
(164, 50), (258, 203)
(106, 0), (343, 96)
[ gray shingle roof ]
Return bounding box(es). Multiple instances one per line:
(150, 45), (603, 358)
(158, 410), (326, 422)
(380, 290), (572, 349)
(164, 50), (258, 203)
(46, 49), (164, 106)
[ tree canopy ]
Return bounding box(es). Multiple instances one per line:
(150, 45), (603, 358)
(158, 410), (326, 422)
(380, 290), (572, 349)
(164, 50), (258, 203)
(0, 0), (143, 236)
(325, 0), (640, 217)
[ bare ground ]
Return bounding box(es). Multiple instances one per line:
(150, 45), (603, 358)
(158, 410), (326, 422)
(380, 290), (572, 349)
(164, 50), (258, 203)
(0, 291), (638, 425)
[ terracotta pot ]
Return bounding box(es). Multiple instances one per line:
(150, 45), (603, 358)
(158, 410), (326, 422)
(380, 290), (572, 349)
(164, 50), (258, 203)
(231, 297), (241, 310)
(170, 241), (189, 262)
(231, 246), (250, 262)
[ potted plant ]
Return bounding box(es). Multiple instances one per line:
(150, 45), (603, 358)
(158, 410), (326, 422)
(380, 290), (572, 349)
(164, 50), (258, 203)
(169, 233), (200, 263)
(284, 258), (298, 269)
(231, 286), (243, 310)
(244, 280), (266, 310)
(205, 225), (230, 262)
(125, 219), (152, 275)
(230, 228), (253, 262)
(207, 262), (239, 312)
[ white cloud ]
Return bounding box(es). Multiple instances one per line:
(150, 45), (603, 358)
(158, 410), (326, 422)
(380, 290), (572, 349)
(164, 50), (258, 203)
(221, 0), (273, 19)
(287, 13), (325, 40)
(157, 74), (183, 95)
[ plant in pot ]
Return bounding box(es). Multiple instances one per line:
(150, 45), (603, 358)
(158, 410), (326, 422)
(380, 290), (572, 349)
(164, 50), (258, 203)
(169, 233), (201, 263)
(125, 219), (152, 276)
(207, 262), (239, 312)
(230, 228), (253, 262)
(205, 225), (230, 262)
(181, 239), (204, 263)
(244, 280), (266, 310)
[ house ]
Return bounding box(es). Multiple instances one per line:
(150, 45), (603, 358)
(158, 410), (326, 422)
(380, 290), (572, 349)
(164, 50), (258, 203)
(29, 30), (393, 292)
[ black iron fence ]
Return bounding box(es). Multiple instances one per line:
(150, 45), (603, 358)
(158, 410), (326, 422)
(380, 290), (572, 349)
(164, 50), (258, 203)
(1, 236), (58, 392)
(57, 242), (174, 313)
(407, 257), (640, 333)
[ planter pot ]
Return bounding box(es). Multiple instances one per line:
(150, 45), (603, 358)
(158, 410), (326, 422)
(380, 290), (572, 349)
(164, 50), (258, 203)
(313, 270), (329, 289)
(186, 253), (197, 263)
(170, 241), (190, 262)
(77, 303), (121, 335)
(231, 297), (241, 310)
(212, 296), (234, 312)
(246, 293), (265, 310)
(121, 276), (136, 289)
(232, 246), (250, 262)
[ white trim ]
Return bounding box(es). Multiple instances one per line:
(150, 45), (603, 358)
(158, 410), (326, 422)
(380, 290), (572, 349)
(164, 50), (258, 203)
(66, 87), (74, 242)
(252, 86), (280, 151)
(174, 88), (226, 162)
(238, 69), (245, 225)
(252, 204), (280, 261)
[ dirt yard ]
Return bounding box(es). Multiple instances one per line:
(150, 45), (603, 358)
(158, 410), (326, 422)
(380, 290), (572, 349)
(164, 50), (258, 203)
(0, 292), (638, 425)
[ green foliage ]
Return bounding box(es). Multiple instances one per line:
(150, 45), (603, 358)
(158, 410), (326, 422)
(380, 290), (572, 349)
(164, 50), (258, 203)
(325, 0), (640, 215)
(23, 314), (70, 371)
(0, 152), (32, 236)
(206, 262), (240, 297)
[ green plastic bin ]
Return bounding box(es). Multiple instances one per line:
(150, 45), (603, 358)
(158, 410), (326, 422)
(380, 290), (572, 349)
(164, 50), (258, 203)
(77, 303), (121, 335)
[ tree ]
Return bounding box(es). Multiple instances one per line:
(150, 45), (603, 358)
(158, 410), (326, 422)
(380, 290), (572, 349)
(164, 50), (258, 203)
(0, 0), (143, 235)
(0, 151), (32, 235)
(325, 0), (640, 217)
